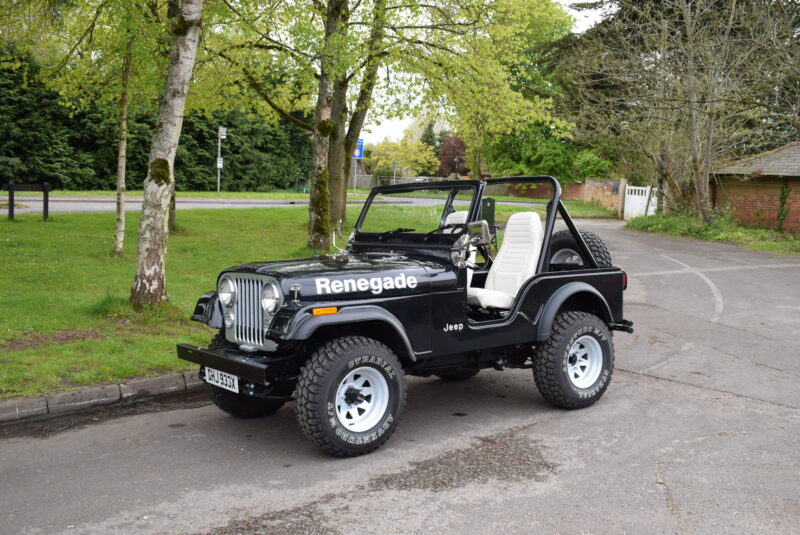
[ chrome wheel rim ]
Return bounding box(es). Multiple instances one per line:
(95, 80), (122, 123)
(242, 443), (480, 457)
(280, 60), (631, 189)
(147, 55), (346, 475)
(552, 247), (582, 265)
(567, 335), (603, 389)
(335, 365), (389, 433)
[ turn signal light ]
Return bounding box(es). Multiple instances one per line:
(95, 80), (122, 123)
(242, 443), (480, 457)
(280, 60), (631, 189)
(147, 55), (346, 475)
(312, 307), (339, 316)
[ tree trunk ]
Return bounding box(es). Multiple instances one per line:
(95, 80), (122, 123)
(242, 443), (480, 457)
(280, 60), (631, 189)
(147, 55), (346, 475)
(680, 0), (711, 223)
(168, 184), (176, 231)
(307, 0), (349, 251)
(131, 0), (204, 307)
(308, 77), (333, 251)
(111, 39), (134, 257)
(328, 79), (348, 227)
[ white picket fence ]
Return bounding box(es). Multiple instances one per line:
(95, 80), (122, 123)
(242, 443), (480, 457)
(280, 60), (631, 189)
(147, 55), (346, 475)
(623, 185), (658, 220)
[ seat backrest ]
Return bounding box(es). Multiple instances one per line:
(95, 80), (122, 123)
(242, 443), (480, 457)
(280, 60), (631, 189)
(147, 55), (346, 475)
(444, 210), (475, 286)
(444, 210), (469, 228)
(485, 212), (543, 296)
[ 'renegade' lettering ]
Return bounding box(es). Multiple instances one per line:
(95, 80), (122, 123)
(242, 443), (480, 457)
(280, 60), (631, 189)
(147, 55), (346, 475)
(315, 273), (418, 295)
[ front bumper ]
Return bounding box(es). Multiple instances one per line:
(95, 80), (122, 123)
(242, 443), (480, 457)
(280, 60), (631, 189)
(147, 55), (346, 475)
(177, 344), (269, 384)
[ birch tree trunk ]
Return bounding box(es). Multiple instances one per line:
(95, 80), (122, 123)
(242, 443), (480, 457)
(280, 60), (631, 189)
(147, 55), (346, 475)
(111, 38), (134, 257)
(131, 0), (204, 306)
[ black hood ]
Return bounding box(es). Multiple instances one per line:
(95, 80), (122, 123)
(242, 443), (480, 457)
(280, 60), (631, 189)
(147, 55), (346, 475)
(222, 253), (452, 301)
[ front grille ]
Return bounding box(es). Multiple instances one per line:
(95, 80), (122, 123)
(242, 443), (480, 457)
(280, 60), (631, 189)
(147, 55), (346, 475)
(227, 274), (266, 348)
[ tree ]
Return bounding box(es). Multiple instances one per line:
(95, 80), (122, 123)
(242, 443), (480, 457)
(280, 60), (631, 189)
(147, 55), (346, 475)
(131, 0), (204, 306)
(559, 0), (800, 218)
(366, 133), (439, 179)
(422, 0), (572, 177)
(436, 135), (470, 177)
(210, 0), (570, 249)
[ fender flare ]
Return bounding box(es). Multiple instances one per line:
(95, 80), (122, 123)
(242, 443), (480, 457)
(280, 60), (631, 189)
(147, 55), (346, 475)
(535, 282), (613, 341)
(286, 305), (417, 361)
(191, 291), (223, 329)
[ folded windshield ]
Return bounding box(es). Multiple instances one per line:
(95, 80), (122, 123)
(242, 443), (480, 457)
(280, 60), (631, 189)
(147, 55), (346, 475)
(358, 186), (477, 235)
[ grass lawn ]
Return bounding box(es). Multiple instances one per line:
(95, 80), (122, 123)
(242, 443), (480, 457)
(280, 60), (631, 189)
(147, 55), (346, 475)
(0, 200), (614, 400)
(626, 213), (800, 255)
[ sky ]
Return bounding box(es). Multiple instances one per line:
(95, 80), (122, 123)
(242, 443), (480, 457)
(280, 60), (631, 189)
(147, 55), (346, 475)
(359, 0), (606, 146)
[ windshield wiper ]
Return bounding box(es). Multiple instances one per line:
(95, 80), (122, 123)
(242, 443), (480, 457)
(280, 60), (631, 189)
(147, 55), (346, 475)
(376, 227), (415, 239)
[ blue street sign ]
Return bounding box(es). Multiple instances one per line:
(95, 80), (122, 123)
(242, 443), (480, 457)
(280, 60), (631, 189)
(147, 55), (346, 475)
(353, 138), (364, 159)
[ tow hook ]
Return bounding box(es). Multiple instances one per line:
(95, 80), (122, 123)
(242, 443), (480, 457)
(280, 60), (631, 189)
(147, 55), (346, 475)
(610, 319), (634, 334)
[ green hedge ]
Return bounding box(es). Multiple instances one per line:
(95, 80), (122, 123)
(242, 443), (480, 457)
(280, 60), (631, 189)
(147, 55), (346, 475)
(0, 44), (312, 191)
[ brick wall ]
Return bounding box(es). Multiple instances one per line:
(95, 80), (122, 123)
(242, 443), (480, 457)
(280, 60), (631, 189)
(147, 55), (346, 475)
(714, 176), (800, 233)
(584, 178), (623, 213)
(508, 182), (585, 200)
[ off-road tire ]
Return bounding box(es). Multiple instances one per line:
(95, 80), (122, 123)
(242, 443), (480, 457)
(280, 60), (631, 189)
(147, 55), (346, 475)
(434, 367), (480, 381)
(295, 336), (406, 457)
(550, 229), (612, 268)
(533, 311), (614, 409)
(204, 331), (285, 418)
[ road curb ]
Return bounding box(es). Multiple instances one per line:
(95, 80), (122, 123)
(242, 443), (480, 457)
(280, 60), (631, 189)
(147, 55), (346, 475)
(0, 371), (206, 425)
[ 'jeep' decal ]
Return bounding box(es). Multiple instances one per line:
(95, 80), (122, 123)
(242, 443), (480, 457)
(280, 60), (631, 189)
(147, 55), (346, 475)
(315, 274), (418, 295)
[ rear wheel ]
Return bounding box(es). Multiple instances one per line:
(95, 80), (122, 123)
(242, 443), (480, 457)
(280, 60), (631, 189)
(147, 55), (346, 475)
(533, 311), (614, 409)
(550, 229), (612, 268)
(434, 367), (480, 381)
(295, 336), (406, 456)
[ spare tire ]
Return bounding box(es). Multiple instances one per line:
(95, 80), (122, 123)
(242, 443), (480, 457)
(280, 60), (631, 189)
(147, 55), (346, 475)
(549, 229), (612, 268)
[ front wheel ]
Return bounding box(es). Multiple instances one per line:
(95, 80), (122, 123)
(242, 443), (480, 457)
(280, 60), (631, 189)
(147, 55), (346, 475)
(533, 311), (614, 409)
(295, 336), (406, 456)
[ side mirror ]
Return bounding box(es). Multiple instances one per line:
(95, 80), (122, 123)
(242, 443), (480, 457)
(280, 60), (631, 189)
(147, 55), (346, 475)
(466, 220), (491, 245)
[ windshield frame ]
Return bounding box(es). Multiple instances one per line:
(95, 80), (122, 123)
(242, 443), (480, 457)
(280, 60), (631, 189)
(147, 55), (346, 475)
(353, 180), (484, 236)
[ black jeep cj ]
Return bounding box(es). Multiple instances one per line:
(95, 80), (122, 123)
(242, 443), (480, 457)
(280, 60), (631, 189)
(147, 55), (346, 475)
(178, 176), (633, 456)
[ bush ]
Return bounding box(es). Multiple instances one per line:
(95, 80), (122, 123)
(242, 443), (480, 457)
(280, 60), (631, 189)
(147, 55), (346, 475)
(0, 45), (312, 191)
(627, 211), (800, 254)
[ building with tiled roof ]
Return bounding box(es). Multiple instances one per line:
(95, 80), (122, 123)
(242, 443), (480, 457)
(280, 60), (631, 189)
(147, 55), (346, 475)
(712, 143), (800, 233)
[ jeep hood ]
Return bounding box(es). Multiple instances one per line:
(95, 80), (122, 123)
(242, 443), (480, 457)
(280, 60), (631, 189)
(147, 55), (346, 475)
(222, 254), (453, 301)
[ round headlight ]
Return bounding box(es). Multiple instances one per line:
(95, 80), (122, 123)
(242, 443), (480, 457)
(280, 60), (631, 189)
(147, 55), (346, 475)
(218, 277), (236, 307)
(261, 281), (281, 313)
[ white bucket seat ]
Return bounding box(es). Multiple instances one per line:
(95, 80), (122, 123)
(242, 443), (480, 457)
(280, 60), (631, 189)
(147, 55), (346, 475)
(467, 212), (544, 310)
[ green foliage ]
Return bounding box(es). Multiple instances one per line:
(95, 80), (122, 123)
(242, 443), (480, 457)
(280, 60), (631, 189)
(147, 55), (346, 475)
(485, 123), (575, 179)
(0, 45), (311, 191)
(778, 180), (791, 233)
(0, 44), (95, 187)
(365, 133), (439, 179)
(627, 212), (800, 255)
(573, 149), (612, 179)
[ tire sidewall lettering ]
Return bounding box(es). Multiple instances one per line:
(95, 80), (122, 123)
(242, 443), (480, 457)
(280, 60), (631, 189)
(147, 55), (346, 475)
(327, 352), (400, 446)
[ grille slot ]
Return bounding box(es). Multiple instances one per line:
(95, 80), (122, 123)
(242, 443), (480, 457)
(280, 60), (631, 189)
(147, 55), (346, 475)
(228, 274), (265, 348)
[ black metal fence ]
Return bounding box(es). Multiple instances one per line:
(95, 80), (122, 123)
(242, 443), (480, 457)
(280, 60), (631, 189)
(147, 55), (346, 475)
(3, 181), (52, 220)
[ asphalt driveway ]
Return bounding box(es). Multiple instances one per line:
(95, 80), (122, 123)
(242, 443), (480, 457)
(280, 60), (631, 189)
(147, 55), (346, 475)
(1, 220), (798, 534)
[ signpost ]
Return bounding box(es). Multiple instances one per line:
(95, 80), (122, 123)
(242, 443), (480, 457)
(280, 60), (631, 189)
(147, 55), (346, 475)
(217, 126), (227, 194)
(352, 138), (364, 193)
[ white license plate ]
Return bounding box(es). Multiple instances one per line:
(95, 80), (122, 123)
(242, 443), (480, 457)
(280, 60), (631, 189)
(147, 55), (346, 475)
(205, 367), (239, 393)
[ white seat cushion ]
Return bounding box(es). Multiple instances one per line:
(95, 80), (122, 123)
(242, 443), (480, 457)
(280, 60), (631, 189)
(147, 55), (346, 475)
(467, 212), (543, 309)
(466, 287), (515, 309)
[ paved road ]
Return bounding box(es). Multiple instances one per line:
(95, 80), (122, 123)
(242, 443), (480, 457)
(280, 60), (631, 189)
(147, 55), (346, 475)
(7, 193), (538, 215)
(7, 194), (481, 215)
(2, 221), (799, 534)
